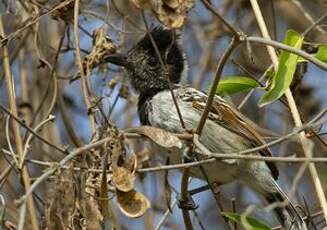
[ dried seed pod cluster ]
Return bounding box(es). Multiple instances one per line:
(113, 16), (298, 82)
(132, 0), (195, 28)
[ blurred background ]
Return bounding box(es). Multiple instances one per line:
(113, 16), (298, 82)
(0, 0), (327, 229)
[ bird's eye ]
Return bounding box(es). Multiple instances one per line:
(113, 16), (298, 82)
(148, 59), (157, 67)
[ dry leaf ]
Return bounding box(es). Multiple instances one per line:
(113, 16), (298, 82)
(123, 153), (138, 173)
(155, 0), (195, 28)
(131, 0), (194, 28)
(126, 126), (182, 149)
(117, 190), (150, 218)
(108, 78), (117, 89)
(82, 27), (117, 76)
(119, 84), (130, 99)
(164, 0), (179, 9)
(51, 0), (75, 23)
(112, 166), (135, 192)
(157, 12), (185, 28)
(135, 149), (151, 170)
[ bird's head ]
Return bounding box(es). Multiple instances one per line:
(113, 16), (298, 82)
(105, 27), (186, 94)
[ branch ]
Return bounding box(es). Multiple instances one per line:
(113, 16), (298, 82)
(20, 115), (56, 169)
(154, 199), (178, 230)
(180, 168), (194, 230)
(73, 0), (96, 132)
(196, 36), (240, 135)
(200, 0), (238, 35)
(246, 36), (327, 70)
(294, 1), (327, 36)
(29, 24), (66, 128)
(0, 104), (67, 154)
(0, 0), (74, 45)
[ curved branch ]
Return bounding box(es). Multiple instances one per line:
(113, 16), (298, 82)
(246, 36), (327, 70)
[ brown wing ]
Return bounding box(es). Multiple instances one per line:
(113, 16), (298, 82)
(190, 90), (279, 179)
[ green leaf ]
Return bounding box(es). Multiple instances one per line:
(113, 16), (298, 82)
(222, 212), (272, 230)
(315, 45), (327, 63)
(258, 30), (304, 107)
(216, 76), (260, 95)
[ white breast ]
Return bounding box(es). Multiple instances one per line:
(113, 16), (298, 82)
(146, 88), (250, 184)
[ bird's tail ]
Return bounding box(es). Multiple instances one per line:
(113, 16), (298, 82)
(266, 180), (307, 230)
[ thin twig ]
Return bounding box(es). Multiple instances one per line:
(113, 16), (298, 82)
(0, 0), (74, 45)
(8, 144), (327, 175)
(180, 169), (193, 230)
(193, 155), (232, 229)
(20, 115), (56, 169)
(0, 104), (67, 154)
(111, 0), (145, 32)
(196, 36), (240, 135)
(192, 209), (206, 230)
(57, 92), (83, 147)
(73, 0), (96, 132)
(154, 199), (178, 230)
(246, 37), (327, 70)
(29, 24), (66, 128)
(141, 12), (193, 229)
(5, 116), (19, 166)
(231, 198), (237, 230)
(237, 65), (273, 109)
(200, 0), (238, 35)
(293, 0), (327, 36)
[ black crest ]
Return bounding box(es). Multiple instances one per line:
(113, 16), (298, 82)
(126, 26), (185, 89)
(136, 26), (180, 54)
(106, 26), (186, 107)
(105, 26), (187, 124)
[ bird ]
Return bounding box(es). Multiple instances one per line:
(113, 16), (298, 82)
(105, 26), (306, 229)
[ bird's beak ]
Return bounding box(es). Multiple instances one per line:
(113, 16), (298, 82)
(105, 54), (129, 67)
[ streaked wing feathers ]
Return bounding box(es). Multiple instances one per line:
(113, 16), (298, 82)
(183, 87), (279, 179)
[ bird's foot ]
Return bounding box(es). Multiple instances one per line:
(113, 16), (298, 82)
(177, 193), (198, 210)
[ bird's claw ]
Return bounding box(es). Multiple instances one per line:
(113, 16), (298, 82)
(177, 193), (198, 210)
